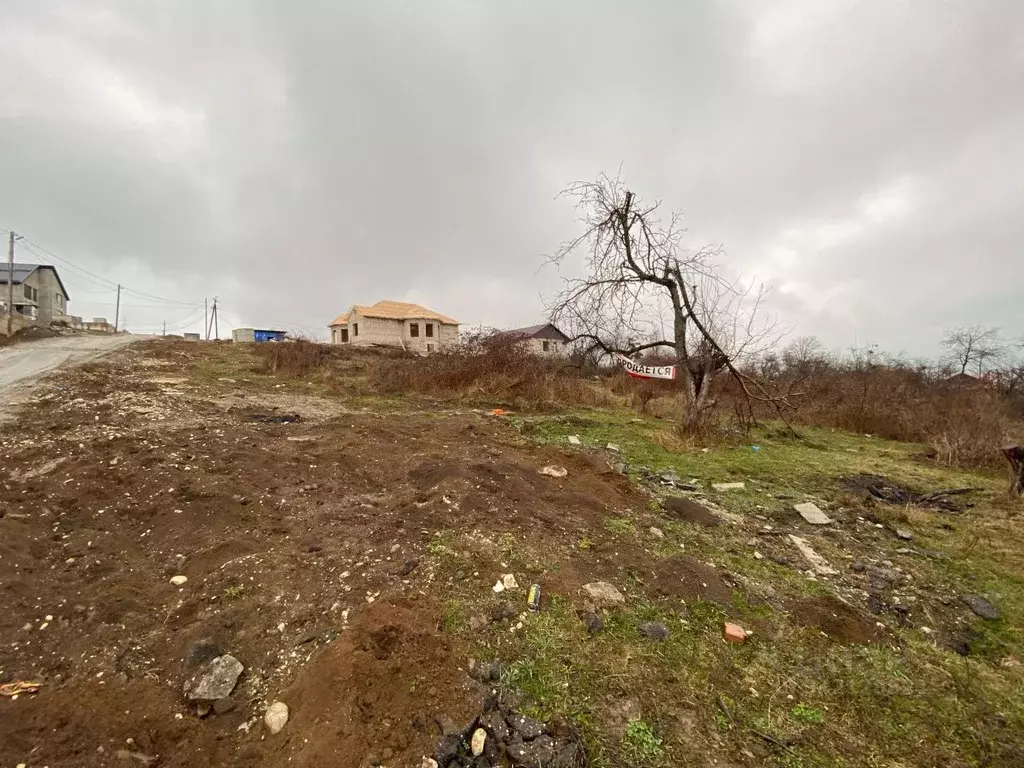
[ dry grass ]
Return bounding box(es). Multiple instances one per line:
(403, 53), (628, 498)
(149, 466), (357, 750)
(251, 338), (335, 376)
(372, 333), (614, 409)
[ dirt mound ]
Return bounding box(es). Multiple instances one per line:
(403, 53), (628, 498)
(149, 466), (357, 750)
(253, 600), (482, 767)
(661, 497), (721, 526)
(648, 555), (732, 604)
(789, 596), (884, 644)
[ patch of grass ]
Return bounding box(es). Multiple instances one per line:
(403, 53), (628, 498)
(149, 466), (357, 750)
(790, 703), (824, 725)
(622, 719), (664, 764)
(223, 585), (246, 600)
(604, 517), (636, 536)
(439, 598), (465, 633)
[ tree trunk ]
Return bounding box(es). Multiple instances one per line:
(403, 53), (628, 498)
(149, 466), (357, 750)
(1004, 445), (1024, 498)
(679, 370), (713, 432)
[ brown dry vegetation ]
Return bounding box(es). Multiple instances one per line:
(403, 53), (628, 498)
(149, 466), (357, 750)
(251, 336), (1022, 474)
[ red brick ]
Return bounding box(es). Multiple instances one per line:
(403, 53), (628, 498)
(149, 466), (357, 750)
(723, 622), (747, 644)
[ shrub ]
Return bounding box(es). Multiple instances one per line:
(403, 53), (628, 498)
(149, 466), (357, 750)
(251, 338), (333, 376)
(371, 332), (612, 409)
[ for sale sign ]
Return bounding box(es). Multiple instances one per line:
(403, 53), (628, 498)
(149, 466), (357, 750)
(616, 353), (676, 381)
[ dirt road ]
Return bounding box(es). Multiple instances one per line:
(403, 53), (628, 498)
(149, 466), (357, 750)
(0, 334), (135, 403)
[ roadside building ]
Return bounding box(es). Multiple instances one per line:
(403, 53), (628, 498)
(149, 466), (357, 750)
(328, 300), (458, 354)
(232, 328), (287, 343)
(0, 263), (72, 335)
(497, 323), (570, 356)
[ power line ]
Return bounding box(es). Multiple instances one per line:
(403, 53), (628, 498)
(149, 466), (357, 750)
(17, 236), (203, 308)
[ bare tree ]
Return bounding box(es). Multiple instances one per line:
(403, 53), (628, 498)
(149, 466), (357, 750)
(940, 325), (1006, 376)
(546, 174), (791, 431)
(782, 335), (829, 375)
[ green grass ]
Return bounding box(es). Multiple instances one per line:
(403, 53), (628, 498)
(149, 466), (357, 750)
(622, 719), (664, 764)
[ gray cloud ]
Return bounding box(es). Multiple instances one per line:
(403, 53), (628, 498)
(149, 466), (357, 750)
(1, 0), (1021, 352)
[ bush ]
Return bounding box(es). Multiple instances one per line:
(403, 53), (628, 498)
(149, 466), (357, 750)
(731, 354), (1021, 471)
(372, 332), (612, 408)
(251, 338), (333, 376)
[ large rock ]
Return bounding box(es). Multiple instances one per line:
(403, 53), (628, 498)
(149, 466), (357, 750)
(185, 655), (243, 702)
(582, 582), (625, 608)
(264, 701), (289, 734)
(961, 594), (1001, 620)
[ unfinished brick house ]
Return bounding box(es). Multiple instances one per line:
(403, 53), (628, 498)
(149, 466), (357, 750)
(328, 300), (459, 354)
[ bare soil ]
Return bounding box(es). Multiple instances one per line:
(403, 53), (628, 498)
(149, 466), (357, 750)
(0, 340), (653, 767)
(788, 596), (884, 644)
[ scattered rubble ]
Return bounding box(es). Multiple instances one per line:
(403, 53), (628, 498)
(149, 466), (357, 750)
(794, 502), (832, 525)
(788, 535), (839, 576)
(712, 482), (745, 491)
(582, 581), (625, 608)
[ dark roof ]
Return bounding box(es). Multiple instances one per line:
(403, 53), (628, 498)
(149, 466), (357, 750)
(501, 323), (570, 342)
(0, 263), (70, 300)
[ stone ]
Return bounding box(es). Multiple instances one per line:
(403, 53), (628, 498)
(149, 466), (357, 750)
(582, 581), (625, 607)
(659, 470), (682, 486)
(712, 482), (745, 491)
(895, 528), (914, 541)
(649, 526), (664, 539)
(471, 728), (487, 757)
(399, 558), (420, 576)
(422, 759), (439, 768)
(434, 733), (463, 766)
(723, 623), (747, 644)
(788, 535), (838, 576)
(508, 734), (556, 768)
(639, 621), (670, 641)
(794, 502), (832, 525)
(507, 713), (545, 740)
(212, 698), (237, 715)
(850, 562), (866, 573)
(538, 465), (568, 478)
(264, 701), (289, 734)
(390, 543), (401, 554)
(480, 710), (510, 742)
(606, 443), (621, 453)
(567, 435), (581, 446)
(492, 580), (505, 594)
(169, 575), (188, 586)
(502, 573), (519, 590)
(186, 655), (244, 702)
(490, 602), (518, 623)
(961, 594), (1001, 620)
(581, 612), (604, 634)
(185, 638), (223, 669)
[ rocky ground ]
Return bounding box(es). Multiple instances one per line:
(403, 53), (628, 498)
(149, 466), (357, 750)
(1, 340), (1021, 767)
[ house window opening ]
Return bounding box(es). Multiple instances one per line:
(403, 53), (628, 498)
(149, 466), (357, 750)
(410, 323), (419, 338)
(425, 323), (434, 338)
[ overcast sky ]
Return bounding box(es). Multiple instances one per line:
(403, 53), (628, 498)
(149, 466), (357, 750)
(2, 1), (1022, 355)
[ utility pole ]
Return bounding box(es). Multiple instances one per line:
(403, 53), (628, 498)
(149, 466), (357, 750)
(6, 230), (15, 337)
(204, 298), (208, 341)
(114, 284), (121, 333)
(162, 320), (166, 336)
(207, 297), (218, 341)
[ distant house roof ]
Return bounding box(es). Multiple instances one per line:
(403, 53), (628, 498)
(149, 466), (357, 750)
(0, 263), (71, 300)
(329, 300), (458, 327)
(499, 323), (570, 342)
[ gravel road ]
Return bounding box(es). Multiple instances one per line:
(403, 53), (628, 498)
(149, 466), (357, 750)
(0, 333), (136, 403)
